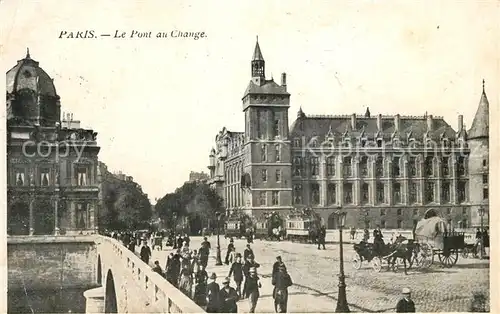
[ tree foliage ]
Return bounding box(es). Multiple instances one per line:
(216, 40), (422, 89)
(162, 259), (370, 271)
(155, 181), (224, 233)
(98, 163), (152, 231)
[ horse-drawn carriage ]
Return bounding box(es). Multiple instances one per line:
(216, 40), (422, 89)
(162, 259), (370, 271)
(224, 212), (253, 239)
(351, 209), (466, 274)
(285, 208), (322, 243)
(412, 209), (465, 268)
(254, 212), (285, 241)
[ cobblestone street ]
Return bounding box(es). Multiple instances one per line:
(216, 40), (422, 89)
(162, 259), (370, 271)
(149, 236), (489, 312)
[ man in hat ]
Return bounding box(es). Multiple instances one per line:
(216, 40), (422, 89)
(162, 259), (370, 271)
(206, 273), (220, 313)
(140, 240), (152, 265)
(242, 255), (260, 299)
(225, 238), (235, 265)
(228, 253), (244, 297)
(245, 267), (262, 313)
(272, 256), (286, 277)
(219, 277), (239, 313)
(244, 244), (253, 261)
(176, 234), (184, 250)
(396, 288), (416, 312)
(272, 264), (293, 313)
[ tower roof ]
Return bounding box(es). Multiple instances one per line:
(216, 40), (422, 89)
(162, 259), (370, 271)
(468, 80), (489, 139)
(252, 37), (264, 61)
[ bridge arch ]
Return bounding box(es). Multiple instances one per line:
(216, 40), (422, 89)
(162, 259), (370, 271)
(97, 255), (102, 285)
(104, 269), (118, 313)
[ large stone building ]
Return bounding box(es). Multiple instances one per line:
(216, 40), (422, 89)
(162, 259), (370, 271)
(188, 171), (209, 183)
(207, 40), (489, 229)
(6, 50), (100, 235)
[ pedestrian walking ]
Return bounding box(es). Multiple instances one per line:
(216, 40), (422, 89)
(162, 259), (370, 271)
(140, 240), (152, 265)
(178, 263), (193, 298)
(184, 233), (191, 247)
(206, 273), (220, 313)
(225, 238), (235, 265)
(218, 277), (239, 313)
(242, 255), (260, 299)
(272, 256), (286, 277)
(128, 238), (136, 252)
(396, 288), (416, 313)
(350, 227), (356, 240)
(151, 260), (163, 276)
(176, 234), (184, 249)
(363, 228), (370, 242)
(193, 265), (208, 307)
(245, 267), (262, 313)
(317, 226), (326, 250)
(228, 253), (244, 297)
(272, 264), (293, 313)
(167, 250), (181, 287)
(200, 236), (211, 268)
(244, 244), (253, 261)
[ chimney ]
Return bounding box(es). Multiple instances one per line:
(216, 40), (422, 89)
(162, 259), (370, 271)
(427, 114), (433, 131)
(394, 114), (400, 132)
(281, 73), (287, 89)
(458, 115), (463, 132)
(377, 114), (382, 131)
(351, 114), (357, 130)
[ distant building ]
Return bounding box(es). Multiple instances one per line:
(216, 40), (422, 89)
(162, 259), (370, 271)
(6, 50), (100, 235)
(207, 39), (489, 229)
(188, 171), (209, 183)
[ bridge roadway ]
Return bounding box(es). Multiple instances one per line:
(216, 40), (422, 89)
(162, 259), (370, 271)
(147, 235), (489, 313)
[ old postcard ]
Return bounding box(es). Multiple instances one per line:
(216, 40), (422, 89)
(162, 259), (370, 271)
(1, 1), (497, 313)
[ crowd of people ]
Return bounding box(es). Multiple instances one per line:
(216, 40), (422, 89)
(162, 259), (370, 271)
(105, 230), (294, 313)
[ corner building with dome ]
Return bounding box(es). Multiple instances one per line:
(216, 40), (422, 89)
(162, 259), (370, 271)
(207, 40), (489, 230)
(6, 50), (100, 236)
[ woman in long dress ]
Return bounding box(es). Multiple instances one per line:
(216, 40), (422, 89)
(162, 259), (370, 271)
(178, 263), (193, 298)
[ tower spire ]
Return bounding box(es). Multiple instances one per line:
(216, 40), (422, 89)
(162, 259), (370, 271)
(26, 47), (30, 59)
(251, 37), (265, 82)
(482, 79), (485, 93)
(468, 79), (489, 140)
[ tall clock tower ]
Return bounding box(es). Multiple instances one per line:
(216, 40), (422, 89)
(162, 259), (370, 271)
(241, 38), (293, 218)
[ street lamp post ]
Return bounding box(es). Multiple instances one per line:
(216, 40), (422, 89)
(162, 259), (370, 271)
(478, 206), (485, 260)
(215, 212), (223, 266)
(335, 210), (350, 313)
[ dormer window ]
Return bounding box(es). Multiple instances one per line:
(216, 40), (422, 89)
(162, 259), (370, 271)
(392, 137), (401, 148)
(293, 138), (301, 147)
(15, 170), (25, 186)
(360, 138), (367, 147)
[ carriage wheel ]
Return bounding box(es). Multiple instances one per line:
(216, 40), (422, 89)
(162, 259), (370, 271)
(352, 254), (362, 270)
(438, 251), (458, 268)
(371, 257), (382, 272)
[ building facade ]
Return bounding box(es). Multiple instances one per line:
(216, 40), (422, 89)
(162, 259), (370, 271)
(208, 40), (489, 229)
(6, 51), (100, 236)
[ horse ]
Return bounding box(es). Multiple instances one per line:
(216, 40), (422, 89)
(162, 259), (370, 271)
(383, 236), (416, 275)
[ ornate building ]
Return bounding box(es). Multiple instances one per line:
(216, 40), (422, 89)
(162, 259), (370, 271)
(208, 40), (489, 229)
(6, 50), (100, 236)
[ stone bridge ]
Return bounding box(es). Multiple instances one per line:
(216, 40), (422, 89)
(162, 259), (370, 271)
(7, 235), (204, 313)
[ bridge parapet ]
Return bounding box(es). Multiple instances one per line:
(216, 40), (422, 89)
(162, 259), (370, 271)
(96, 235), (204, 313)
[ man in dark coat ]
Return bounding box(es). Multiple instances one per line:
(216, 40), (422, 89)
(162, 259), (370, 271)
(183, 233), (191, 246)
(225, 238), (235, 265)
(245, 267), (262, 313)
(199, 237), (211, 268)
(140, 241), (152, 265)
(317, 226), (326, 250)
(243, 244), (253, 261)
(128, 238), (136, 252)
(242, 255), (260, 299)
(228, 253), (244, 297)
(206, 273), (220, 313)
(219, 277), (239, 313)
(272, 256), (286, 277)
(396, 288), (416, 313)
(152, 260), (163, 276)
(176, 234), (184, 249)
(272, 265), (293, 313)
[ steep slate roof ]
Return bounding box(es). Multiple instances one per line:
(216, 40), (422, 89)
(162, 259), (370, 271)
(290, 111), (456, 141)
(468, 82), (489, 139)
(252, 40), (264, 61)
(243, 79), (289, 97)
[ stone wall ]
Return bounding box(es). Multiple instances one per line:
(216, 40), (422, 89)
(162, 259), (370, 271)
(8, 235), (99, 313)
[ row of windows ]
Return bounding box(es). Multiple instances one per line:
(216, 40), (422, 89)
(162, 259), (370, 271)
(292, 156), (467, 178)
(293, 136), (467, 149)
(226, 185), (243, 208)
(292, 181), (469, 205)
(261, 169), (281, 182)
(257, 111), (281, 139)
(259, 191), (280, 206)
(260, 144), (281, 162)
(12, 167), (90, 187)
(225, 162), (243, 184)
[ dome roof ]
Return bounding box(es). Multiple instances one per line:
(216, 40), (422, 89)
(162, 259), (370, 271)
(6, 49), (57, 97)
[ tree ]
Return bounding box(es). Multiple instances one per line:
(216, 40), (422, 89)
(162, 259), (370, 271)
(98, 163), (152, 231)
(155, 181), (224, 234)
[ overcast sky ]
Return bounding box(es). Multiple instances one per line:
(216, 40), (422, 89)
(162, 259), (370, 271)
(1, 0), (498, 203)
